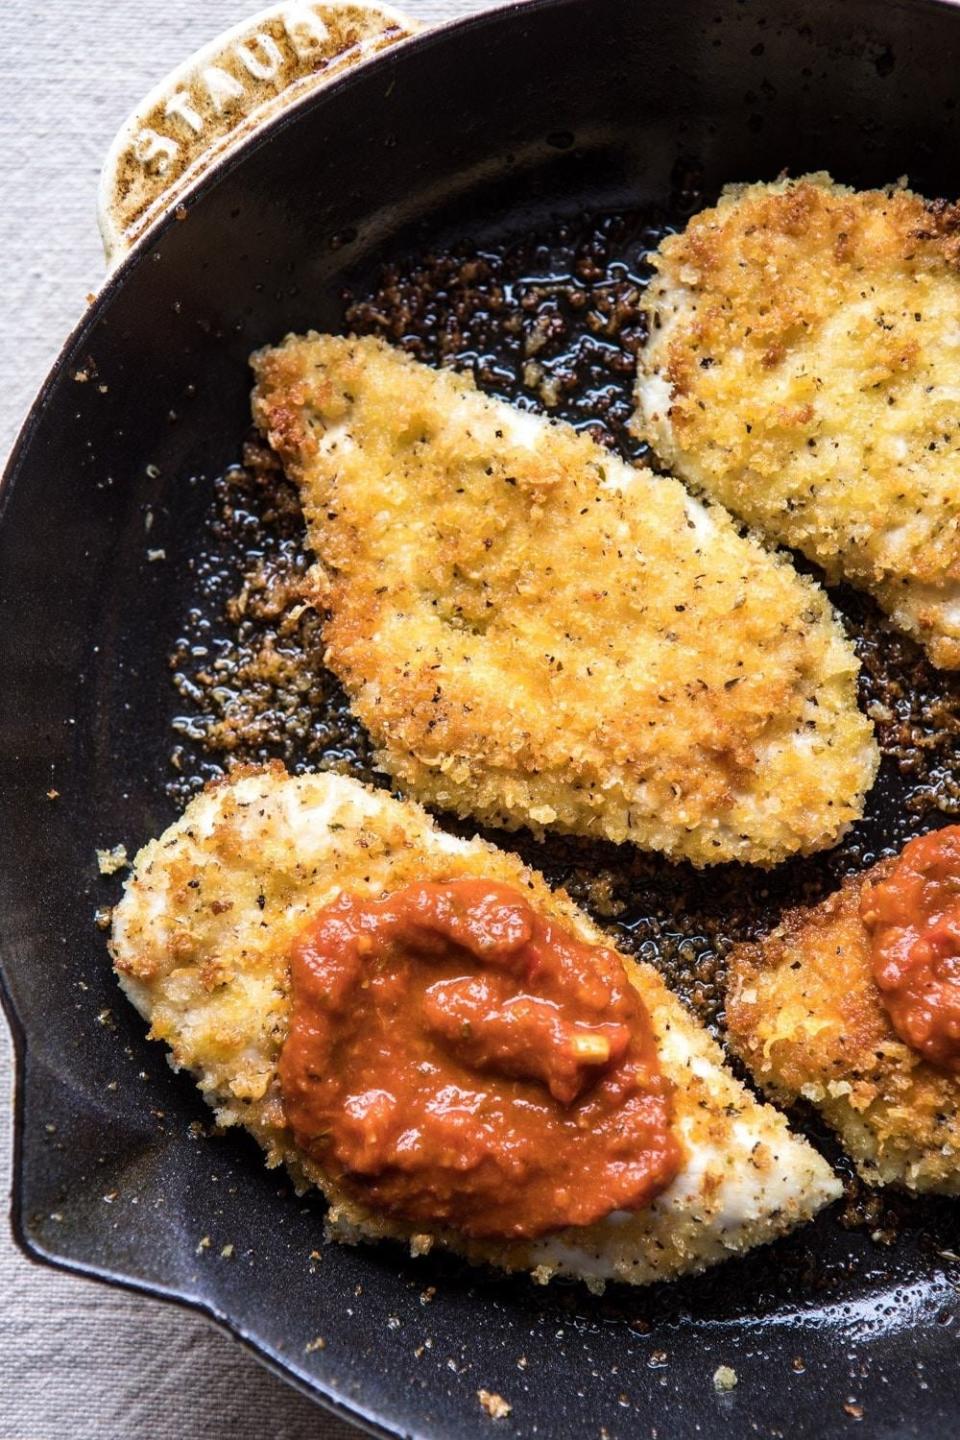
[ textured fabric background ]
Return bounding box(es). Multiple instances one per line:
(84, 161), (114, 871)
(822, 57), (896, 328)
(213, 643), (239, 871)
(0, 3), (488, 1436)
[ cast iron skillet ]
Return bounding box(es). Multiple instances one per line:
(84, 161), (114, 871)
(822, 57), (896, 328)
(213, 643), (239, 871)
(3, 1), (960, 1435)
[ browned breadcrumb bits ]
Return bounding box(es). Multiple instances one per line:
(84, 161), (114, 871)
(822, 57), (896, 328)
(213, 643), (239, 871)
(477, 1390), (512, 1420)
(96, 844), (129, 876)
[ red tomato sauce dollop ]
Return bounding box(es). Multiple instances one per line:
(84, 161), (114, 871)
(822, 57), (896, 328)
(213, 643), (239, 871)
(860, 826), (960, 1073)
(278, 879), (681, 1240)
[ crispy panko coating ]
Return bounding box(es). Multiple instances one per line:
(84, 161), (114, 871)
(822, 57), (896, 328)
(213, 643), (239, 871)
(634, 172), (960, 668)
(726, 857), (960, 1194)
(110, 765), (840, 1287)
(250, 333), (876, 867)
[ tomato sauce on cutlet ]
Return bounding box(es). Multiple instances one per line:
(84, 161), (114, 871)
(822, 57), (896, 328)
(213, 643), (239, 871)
(279, 878), (680, 1239)
(861, 826), (960, 1073)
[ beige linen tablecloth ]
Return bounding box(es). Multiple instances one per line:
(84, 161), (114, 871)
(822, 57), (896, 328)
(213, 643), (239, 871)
(0, 3), (488, 1435)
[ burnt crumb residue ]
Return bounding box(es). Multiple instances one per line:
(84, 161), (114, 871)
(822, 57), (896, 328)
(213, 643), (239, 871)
(169, 203), (959, 1037)
(850, 586), (960, 818)
(344, 213), (664, 462)
(167, 437), (379, 806)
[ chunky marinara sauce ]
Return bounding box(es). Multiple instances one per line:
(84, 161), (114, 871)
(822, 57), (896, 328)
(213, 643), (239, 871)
(860, 826), (960, 1073)
(278, 879), (680, 1240)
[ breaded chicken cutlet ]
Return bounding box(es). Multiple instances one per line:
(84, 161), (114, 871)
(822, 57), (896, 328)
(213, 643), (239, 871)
(634, 172), (960, 668)
(726, 836), (960, 1195)
(250, 333), (877, 867)
(110, 765), (840, 1287)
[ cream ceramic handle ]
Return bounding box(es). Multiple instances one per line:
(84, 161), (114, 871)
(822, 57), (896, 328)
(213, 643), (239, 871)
(98, 0), (418, 267)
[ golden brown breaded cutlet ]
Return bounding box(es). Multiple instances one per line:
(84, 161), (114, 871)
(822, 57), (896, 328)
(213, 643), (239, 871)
(726, 860), (960, 1194)
(635, 172), (960, 668)
(250, 332), (877, 867)
(110, 764), (840, 1288)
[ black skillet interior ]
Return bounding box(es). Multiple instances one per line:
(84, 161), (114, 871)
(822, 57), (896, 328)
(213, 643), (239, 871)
(2, 0), (960, 1436)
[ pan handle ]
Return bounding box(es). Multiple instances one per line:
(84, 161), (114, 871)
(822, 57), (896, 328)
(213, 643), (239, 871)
(98, 1), (419, 268)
